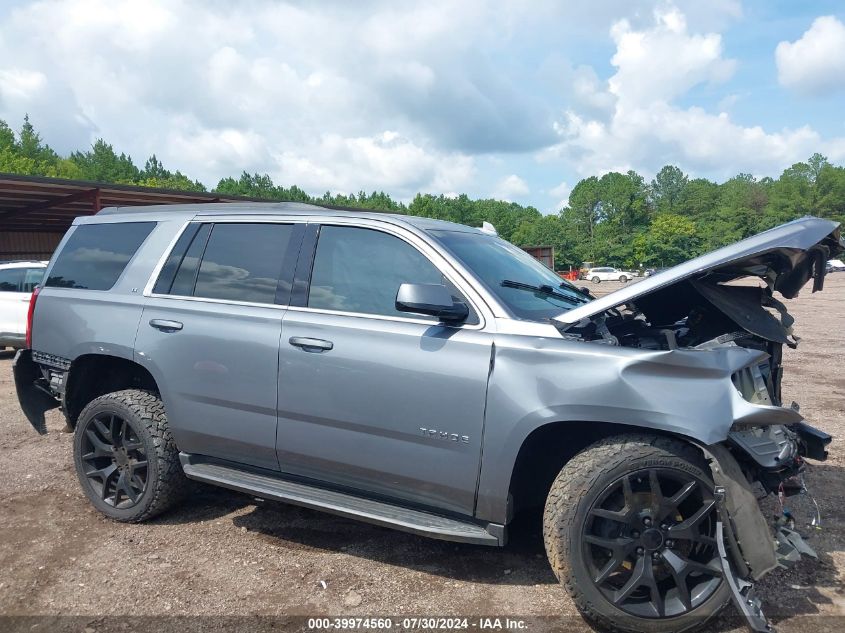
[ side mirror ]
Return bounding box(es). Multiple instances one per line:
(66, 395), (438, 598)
(395, 283), (469, 323)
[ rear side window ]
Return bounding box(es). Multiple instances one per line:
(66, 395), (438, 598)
(46, 222), (156, 290)
(155, 223), (295, 304)
(0, 268), (24, 291)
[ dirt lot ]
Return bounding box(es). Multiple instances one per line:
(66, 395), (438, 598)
(1, 276), (844, 632)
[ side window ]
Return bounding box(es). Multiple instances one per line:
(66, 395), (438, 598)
(194, 223), (294, 303)
(308, 225), (472, 321)
(46, 222), (156, 290)
(22, 268), (45, 292)
(156, 223), (294, 304)
(0, 268), (24, 292)
(153, 223), (211, 296)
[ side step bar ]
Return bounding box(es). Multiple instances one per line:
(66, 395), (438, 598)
(180, 454), (504, 546)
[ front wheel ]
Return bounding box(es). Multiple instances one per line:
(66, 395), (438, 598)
(619, 275), (628, 283)
(543, 434), (729, 633)
(73, 389), (189, 522)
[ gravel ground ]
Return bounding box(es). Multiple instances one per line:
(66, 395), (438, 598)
(0, 275), (843, 632)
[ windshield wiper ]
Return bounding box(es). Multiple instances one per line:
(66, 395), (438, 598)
(500, 279), (590, 304)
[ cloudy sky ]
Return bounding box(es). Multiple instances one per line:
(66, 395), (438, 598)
(1, 0), (844, 211)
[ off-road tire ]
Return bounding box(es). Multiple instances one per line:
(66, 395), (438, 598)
(73, 389), (188, 522)
(543, 434), (731, 633)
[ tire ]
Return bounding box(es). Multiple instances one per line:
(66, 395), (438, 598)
(73, 389), (188, 522)
(543, 434), (730, 633)
(592, 276), (601, 283)
(619, 275), (628, 283)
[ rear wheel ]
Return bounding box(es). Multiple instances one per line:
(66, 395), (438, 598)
(73, 389), (188, 522)
(592, 276), (601, 283)
(543, 434), (729, 633)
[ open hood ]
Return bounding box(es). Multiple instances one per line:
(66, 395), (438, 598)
(555, 217), (844, 332)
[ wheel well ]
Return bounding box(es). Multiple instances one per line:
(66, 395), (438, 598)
(508, 421), (684, 515)
(64, 354), (159, 427)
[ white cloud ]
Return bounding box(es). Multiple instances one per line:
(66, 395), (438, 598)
(776, 16), (845, 96)
(608, 7), (735, 106)
(0, 0), (554, 197)
(544, 5), (845, 180)
(275, 132), (476, 197)
(0, 0), (553, 196)
(492, 174), (529, 201)
(0, 0), (842, 205)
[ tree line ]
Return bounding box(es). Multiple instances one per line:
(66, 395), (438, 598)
(2, 115), (844, 270)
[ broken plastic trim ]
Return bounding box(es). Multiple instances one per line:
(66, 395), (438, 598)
(715, 486), (773, 633)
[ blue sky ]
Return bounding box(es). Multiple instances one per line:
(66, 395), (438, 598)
(0, 0), (843, 212)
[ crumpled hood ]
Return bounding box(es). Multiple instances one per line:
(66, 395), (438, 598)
(554, 216), (844, 328)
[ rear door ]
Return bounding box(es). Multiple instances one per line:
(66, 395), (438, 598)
(276, 221), (493, 515)
(136, 221), (303, 471)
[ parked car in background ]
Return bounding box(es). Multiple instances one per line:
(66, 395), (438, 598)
(585, 266), (634, 283)
(0, 261), (47, 350)
(827, 258), (845, 272)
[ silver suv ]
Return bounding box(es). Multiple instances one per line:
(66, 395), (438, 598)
(14, 204), (842, 633)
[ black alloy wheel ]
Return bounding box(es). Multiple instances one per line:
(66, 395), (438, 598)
(79, 413), (148, 508)
(581, 468), (723, 619)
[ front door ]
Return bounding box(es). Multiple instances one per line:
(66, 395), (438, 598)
(276, 224), (492, 515)
(136, 221), (302, 471)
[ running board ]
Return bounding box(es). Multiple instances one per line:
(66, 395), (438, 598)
(180, 454), (504, 546)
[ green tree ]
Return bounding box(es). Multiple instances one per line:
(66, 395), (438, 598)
(70, 139), (140, 183)
(651, 165), (689, 214)
(633, 214), (699, 267)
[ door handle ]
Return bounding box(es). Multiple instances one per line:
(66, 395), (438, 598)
(289, 336), (333, 352)
(149, 319), (183, 332)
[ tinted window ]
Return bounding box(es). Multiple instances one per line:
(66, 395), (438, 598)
(308, 226), (456, 319)
(192, 223), (293, 303)
(0, 268), (24, 292)
(154, 223), (212, 296)
(46, 222), (156, 290)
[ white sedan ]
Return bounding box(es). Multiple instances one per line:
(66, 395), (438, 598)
(586, 267), (634, 283)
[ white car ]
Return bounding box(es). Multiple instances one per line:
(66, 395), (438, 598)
(0, 261), (47, 349)
(827, 258), (845, 272)
(585, 266), (633, 283)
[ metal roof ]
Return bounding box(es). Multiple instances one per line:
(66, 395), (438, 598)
(0, 173), (282, 233)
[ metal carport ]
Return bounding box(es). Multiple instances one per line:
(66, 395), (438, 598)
(0, 173), (277, 260)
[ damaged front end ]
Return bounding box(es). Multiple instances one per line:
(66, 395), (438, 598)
(553, 217), (842, 631)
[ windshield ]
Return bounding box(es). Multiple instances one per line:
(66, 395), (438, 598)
(430, 230), (591, 321)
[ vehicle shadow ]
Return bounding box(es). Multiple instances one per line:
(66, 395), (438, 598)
(156, 479), (555, 586)
(152, 458), (845, 610)
(229, 500), (557, 586)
